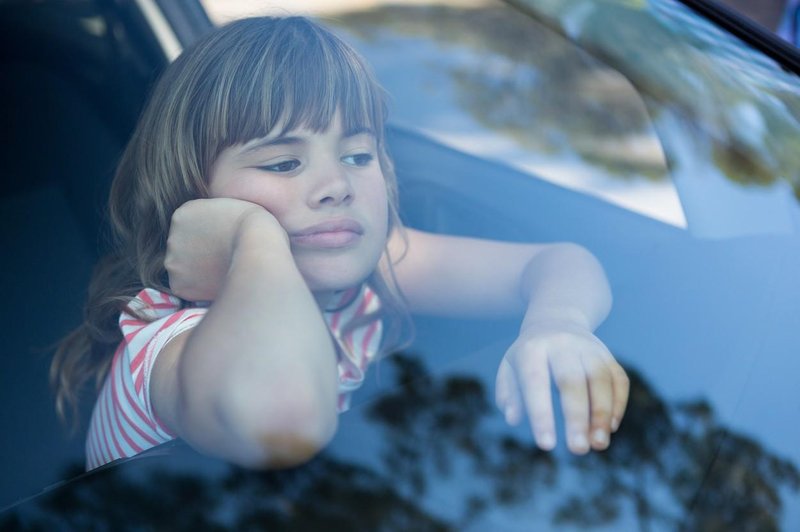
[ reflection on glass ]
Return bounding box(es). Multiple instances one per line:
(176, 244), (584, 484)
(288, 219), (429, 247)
(325, 0), (800, 235)
(326, 2), (685, 227)
(4, 353), (797, 530)
(516, 0), (800, 237)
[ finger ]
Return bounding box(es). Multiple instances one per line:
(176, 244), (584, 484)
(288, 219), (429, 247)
(549, 353), (590, 455)
(515, 347), (556, 451)
(496, 358), (523, 425)
(582, 353), (614, 450)
(607, 358), (630, 432)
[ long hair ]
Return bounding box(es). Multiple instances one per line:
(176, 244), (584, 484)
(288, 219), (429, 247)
(51, 16), (411, 427)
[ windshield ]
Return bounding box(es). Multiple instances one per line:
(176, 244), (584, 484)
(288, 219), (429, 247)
(4, 0), (800, 529)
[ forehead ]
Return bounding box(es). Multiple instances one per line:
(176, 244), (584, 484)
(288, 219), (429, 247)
(238, 111), (376, 152)
(227, 98), (379, 149)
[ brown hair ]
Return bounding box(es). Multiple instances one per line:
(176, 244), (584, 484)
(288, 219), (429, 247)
(51, 16), (410, 427)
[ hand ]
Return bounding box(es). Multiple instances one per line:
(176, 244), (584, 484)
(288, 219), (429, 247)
(495, 320), (629, 454)
(165, 198), (286, 302)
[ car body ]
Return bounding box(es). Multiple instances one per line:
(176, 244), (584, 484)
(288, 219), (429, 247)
(2, 0), (800, 529)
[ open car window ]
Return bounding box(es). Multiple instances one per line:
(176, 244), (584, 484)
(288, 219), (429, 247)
(4, 0), (800, 529)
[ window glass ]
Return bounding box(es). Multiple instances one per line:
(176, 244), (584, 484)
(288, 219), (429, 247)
(195, 1), (800, 529)
(6, 1), (793, 529)
(519, 0), (800, 239)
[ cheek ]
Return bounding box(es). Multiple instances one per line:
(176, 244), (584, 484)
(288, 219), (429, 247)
(367, 182), (390, 235)
(212, 178), (294, 222)
(364, 174), (389, 213)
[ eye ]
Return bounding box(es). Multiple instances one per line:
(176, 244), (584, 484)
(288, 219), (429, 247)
(342, 153), (374, 167)
(258, 159), (301, 173)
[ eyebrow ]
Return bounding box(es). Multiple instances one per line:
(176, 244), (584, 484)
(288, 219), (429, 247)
(343, 126), (376, 138)
(241, 135), (304, 155)
(240, 127), (376, 155)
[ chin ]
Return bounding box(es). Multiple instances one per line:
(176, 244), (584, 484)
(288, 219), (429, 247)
(297, 257), (378, 294)
(303, 274), (373, 296)
(293, 240), (385, 292)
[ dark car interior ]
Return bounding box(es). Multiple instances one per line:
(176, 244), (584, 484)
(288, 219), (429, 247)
(0, 1), (169, 507)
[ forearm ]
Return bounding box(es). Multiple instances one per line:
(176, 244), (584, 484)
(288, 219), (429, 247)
(174, 217), (339, 467)
(520, 243), (612, 331)
(392, 230), (611, 324)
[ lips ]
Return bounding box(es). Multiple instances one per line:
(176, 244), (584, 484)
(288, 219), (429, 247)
(289, 219), (364, 249)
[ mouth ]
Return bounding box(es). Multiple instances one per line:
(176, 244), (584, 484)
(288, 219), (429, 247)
(289, 219), (364, 249)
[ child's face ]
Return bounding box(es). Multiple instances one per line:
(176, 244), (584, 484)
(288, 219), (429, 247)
(208, 111), (389, 298)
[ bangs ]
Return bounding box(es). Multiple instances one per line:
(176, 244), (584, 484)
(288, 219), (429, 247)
(215, 17), (387, 148)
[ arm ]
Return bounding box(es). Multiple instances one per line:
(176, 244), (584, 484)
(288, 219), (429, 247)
(151, 199), (339, 468)
(389, 228), (628, 454)
(388, 228), (610, 323)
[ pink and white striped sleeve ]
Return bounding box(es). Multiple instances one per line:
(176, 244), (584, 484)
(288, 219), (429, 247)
(85, 289), (206, 470)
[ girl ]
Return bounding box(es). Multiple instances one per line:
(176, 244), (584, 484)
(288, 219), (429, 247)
(52, 16), (629, 470)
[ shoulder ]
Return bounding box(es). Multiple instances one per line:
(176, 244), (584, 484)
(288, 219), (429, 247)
(122, 288), (186, 322)
(120, 288), (207, 334)
(116, 289), (207, 400)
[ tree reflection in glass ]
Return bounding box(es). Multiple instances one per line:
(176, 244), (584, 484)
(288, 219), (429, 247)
(330, 3), (667, 182)
(4, 353), (797, 530)
(327, 0), (800, 237)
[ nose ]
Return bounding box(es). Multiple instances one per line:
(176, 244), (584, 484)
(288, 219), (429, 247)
(309, 161), (354, 208)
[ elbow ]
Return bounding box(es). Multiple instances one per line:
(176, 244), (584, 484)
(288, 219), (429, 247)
(256, 393), (339, 468)
(236, 387), (338, 469)
(218, 377), (339, 469)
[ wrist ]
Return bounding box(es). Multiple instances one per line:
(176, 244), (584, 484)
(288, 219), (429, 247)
(233, 209), (289, 252)
(227, 210), (294, 275)
(519, 243), (612, 332)
(521, 307), (593, 333)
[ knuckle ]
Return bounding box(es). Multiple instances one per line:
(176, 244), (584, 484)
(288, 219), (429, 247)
(555, 368), (585, 388)
(590, 405), (611, 420)
(614, 368), (631, 390)
(515, 355), (547, 380)
(585, 362), (614, 383)
(521, 364), (549, 384)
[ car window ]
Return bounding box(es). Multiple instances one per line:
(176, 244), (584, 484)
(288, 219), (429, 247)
(198, 1), (800, 529)
(4, 0), (800, 529)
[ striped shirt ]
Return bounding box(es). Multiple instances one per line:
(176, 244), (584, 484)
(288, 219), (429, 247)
(85, 285), (382, 470)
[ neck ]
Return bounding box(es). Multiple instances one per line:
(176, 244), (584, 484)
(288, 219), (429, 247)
(316, 284), (363, 313)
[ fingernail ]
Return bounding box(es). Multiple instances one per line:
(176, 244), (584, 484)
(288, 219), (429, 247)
(571, 433), (589, 453)
(592, 429), (608, 447)
(539, 432), (555, 450)
(611, 417), (620, 432)
(504, 405), (514, 424)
